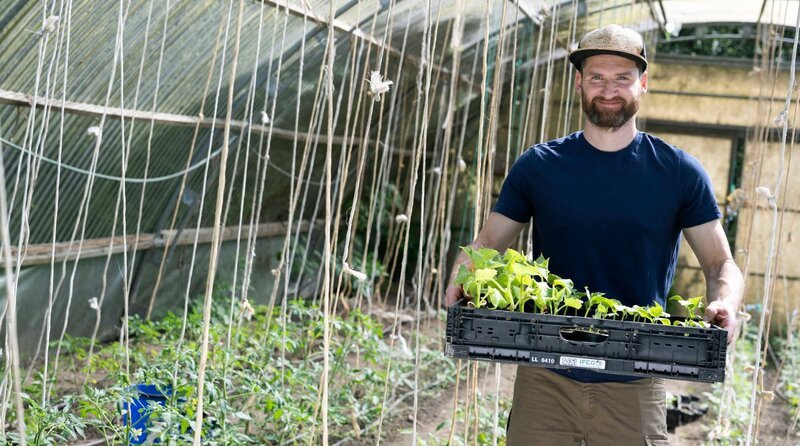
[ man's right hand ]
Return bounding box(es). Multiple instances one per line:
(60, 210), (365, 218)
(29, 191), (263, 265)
(445, 284), (464, 307)
(442, 213), (525, 308)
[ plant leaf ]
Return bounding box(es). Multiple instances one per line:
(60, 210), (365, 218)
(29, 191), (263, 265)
(454, 264), (471, 286)
(510, 263), (541, 277)
(647, 302), (664, 318)
(503, 248), (526, 264)
(477, 247), (500, 260)
(474, 268), (497, 281)
(564, 297), (583, 310)
(488, 288), (508, 309)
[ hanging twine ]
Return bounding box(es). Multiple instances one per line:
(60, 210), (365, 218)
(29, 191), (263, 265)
(192, 0), (245, 443)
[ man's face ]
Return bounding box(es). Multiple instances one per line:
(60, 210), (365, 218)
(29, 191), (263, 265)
(576, 55), (648, 130)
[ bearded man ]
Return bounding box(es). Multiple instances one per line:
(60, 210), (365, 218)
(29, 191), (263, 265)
(444, 25), (743, 446)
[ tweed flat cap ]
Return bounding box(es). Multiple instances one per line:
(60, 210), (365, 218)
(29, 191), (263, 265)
(569, 24), (647, 71)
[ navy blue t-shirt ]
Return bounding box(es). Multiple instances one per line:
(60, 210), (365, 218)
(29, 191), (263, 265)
(493, 131), (721, 382)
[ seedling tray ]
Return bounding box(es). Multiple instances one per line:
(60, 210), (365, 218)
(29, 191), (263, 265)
(445, 304), (727, 383)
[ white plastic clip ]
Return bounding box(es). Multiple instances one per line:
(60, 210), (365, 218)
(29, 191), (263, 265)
(343, 261), (367, 281)
(366, 71), (393, 102)
(87, 126), (102, 138)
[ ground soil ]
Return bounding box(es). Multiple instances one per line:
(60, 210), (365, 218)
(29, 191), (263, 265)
(380, 362), (515, 445)
(379, 350), (796, 446)
(668, 369), (796, 446)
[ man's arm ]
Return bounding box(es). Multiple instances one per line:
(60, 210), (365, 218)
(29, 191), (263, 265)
(444, 212), (526, 306)
(683, 219), (744, 343)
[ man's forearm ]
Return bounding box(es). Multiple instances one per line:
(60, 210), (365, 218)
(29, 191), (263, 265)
(706, 258), (744, 310)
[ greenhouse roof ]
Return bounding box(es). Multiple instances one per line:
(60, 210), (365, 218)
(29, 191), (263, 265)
(0, 0), (797, 245)
(659, 0), (799, 28)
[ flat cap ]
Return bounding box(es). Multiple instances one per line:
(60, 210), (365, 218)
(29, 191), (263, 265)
(569, 24), (647, 71)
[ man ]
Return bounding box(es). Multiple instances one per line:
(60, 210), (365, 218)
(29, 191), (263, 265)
(444, 25), (744, 445)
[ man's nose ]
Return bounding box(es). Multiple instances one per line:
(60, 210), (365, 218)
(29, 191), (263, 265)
(600, 80), (617, 97)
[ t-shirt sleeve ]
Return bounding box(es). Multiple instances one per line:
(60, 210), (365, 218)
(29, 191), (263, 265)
(492, 151), (535, 223)
(677, 151), (722, 229)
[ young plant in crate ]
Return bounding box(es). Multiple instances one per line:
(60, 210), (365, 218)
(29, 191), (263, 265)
(453, 246), (712, 327)
(670, 295), (711, 328)
(447, 246), (728, 383)
(454, 247), (549, 311)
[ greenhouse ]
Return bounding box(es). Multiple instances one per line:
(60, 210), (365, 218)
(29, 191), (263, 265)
(0, 0), (799, 444)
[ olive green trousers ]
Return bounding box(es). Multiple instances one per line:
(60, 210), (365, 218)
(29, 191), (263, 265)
(507, 366), (669, 446)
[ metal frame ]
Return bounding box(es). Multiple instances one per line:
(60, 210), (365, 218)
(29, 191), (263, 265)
(0, 88), (363, 146)
(259, 0), (482, 92)
(7, 220), (320, 267)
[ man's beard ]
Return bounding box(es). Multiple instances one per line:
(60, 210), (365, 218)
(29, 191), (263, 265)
(581, 93), (639, 130)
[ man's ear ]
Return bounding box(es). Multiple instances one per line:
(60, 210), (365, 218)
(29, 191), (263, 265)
(640, 70), (648, 93)
(575, 70), (582, 93)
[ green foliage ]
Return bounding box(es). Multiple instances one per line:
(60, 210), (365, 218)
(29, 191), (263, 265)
(704, 325), (760, 445)
(5, 298), (454, 445)
(656, 24), (795, 64)
(455, 246), (709, 327)
(781, 350), (800, 409)
(775, 322), (800, 441)
(670, 296), (711, 328)
(455, 247), (548, 312)
(4, 394), (90, 446)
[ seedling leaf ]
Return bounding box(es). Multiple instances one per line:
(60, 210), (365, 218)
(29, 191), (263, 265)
(474, 268), (497, 281)
(564, 297), (583, 310)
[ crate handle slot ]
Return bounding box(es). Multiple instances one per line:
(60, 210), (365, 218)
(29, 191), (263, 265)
(559, 327), (609, 344)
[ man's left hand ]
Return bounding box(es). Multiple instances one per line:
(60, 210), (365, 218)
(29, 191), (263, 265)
(704, 300), (738, 344)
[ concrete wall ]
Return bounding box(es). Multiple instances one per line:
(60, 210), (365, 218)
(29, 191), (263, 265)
(734, 139), (800, 329)
(643, 61), (764, 127)
(641, 57), (800, 327)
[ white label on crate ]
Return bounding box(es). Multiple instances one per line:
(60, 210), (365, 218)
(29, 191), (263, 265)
(559, 356), (606, 370)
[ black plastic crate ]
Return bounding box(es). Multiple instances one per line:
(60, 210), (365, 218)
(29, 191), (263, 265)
(445, 304), (727, 382)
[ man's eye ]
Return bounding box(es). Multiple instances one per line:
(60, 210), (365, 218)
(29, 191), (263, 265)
(591, 75), (602, 81)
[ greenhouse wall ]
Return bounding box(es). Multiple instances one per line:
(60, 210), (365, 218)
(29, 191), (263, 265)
(0, 230), (296, 359)
(641, 57), (800, 328)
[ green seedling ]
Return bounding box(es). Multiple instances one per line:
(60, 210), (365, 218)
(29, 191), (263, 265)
(456, 247), (712, 328)
(669, 295), (711, 327)
(670, 295), (705, 319)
